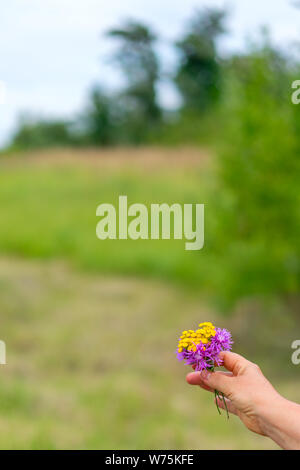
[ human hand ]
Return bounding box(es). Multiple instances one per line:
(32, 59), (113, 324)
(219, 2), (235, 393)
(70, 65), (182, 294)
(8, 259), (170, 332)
(186, 351), (283, 436)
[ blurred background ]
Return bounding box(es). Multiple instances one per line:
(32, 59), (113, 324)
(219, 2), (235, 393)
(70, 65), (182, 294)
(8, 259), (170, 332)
(0, 0), (299, 449)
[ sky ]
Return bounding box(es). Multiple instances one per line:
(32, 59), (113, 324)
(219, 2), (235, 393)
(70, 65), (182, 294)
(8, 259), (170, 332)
(1, 0), (300, 146)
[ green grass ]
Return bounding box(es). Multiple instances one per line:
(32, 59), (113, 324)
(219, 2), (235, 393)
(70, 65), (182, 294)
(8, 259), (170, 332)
(0, 150), (214, 289)
(0, 149), (298, 449)
(0, 256), (285, 450)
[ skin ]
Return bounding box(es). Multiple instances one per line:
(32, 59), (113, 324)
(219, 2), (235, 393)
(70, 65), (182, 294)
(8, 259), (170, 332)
(186, 351), (300, 450)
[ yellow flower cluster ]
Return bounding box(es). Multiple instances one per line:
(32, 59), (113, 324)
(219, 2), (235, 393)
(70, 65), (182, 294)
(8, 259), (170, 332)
(177, 322), (216, 353)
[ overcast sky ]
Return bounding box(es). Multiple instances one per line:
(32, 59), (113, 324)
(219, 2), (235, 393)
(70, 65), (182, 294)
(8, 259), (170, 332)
(1, 0), (300, 146)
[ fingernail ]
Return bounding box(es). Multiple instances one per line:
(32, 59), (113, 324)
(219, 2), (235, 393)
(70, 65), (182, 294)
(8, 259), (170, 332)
(201, 370), (211, 381)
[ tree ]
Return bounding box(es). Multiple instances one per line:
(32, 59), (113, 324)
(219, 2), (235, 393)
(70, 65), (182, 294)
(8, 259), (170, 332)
(175, 8), (227, 114)
(107, 20), (161, 142)
(81, 87), (117, 146)
(213, 40), (300, 306)
(9, 114), (74, 150)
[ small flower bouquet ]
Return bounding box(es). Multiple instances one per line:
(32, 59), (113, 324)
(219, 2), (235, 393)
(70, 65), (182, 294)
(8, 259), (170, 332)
(177, 322), (233, 418)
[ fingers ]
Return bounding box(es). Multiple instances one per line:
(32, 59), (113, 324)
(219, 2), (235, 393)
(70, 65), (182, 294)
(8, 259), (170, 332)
(187, 371), (233, 384)
(219, 351), (252, 376)
(187, 352), (255, 398)
(187, 371), (213, 391)
(192, 352), (253, 376)
(186, 371), (238, 416)
(216, 396), (238, 416)
(199, 369), (234, 396)
(186, 371), (233, 393)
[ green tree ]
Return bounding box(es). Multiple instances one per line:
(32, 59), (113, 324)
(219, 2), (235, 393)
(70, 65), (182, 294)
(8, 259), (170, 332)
(175, 8), (227, 113)
(8, 115), (74, 150)
(107, 20), (161, 142)
(212, 39), (300, 306)
(81, 87), (118, 146)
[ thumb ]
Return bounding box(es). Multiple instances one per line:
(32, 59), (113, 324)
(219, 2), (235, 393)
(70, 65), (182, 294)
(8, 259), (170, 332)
(201, 370), (233, 397)
(219, 351), (252, 376)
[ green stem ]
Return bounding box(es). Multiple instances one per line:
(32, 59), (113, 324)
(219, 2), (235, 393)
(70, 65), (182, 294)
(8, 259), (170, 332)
(210, 365), (227, 418)
(214, 389), (221, 415)
(221, 392), (229, 420)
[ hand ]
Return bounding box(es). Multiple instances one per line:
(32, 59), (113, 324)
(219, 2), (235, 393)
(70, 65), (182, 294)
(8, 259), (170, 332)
(186, 351), (284, 436)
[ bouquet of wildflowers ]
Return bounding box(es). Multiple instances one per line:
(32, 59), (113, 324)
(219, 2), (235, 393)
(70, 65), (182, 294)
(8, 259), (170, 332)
(177, 322), (233, 418)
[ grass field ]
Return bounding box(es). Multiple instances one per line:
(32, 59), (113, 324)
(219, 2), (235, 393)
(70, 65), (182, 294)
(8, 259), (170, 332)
(0, 148), (298, 449)
(0, 256), (284, 450)
(0, 147), (214, 287)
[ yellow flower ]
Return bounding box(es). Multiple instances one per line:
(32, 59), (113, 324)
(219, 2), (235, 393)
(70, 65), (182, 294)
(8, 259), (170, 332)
(177, 322), (217, 353)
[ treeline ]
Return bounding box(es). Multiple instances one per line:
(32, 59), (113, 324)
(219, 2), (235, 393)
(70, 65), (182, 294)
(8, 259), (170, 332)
(7, 7), (228, 150)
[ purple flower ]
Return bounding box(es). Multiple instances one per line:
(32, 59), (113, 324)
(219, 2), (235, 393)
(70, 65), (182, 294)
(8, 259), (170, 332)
(176, 323), (233, 418)
(212, 328), (233, 351)
(176, 326), (233, 372)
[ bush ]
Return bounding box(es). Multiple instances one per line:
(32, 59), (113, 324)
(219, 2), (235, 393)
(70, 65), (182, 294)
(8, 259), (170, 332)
(8, 116), (76, 151)
(210, 41), (300, 306)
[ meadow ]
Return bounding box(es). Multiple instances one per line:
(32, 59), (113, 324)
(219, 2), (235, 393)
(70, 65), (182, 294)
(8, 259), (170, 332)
(0, 147), (298, 449)
(0, 148), (213, 287)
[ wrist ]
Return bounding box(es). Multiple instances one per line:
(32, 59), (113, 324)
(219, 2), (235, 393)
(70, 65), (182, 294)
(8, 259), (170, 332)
(257, 395), (300, 449)
(256, 394), (286, 437)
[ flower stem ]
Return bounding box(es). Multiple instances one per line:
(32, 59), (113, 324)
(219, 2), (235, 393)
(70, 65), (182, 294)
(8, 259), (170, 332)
(214, 389), (221, 415)
(221, 392), (229, 419)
